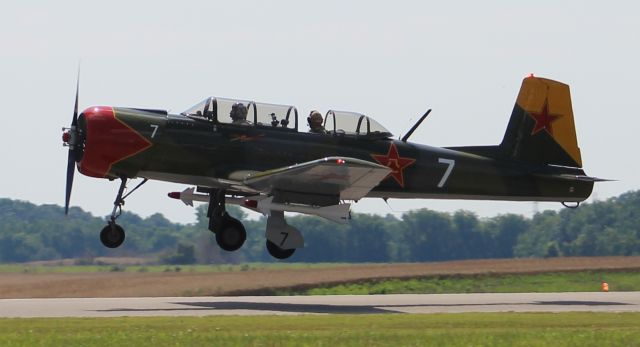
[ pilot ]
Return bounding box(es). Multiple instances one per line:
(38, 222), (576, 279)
(308, 110), (327, 134)
(230, 103), (250, 125)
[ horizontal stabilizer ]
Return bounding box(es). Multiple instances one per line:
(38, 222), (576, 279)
(557, 175), (616, 182)
(536, 174), (615, 182)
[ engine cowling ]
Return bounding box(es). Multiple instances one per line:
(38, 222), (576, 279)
(78, 106), (152, 178)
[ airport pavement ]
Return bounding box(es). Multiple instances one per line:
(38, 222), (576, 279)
(0, 292), (638, 318)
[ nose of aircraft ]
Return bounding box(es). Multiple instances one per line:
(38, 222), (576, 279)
(77, 106), (152, 178)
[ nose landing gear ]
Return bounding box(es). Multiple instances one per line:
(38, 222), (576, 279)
(100, 223), (125, 248)
(98, 177), (147, 249)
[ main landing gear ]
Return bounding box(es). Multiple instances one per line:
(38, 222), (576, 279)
(207, 190), (246, 252)
(207, 190), (298, 259)
(99, 177), (147, 249)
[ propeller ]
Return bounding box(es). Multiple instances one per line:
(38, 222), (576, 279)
(63, 72), (80, 215)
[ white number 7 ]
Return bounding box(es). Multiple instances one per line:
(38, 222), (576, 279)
(149, 124), (159, 138)
(437, 158), (455, 188)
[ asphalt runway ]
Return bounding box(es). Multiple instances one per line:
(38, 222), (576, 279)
(1, 292), (639, 318)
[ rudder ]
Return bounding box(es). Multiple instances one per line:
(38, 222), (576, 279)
(499, 76), (583, 168)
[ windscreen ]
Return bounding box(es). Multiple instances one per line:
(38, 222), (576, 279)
(251, 102), (296, 130)
(325, 110), (392, 137)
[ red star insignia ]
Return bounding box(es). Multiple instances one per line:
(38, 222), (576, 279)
(371, 143), (416, 187)
(529, 100), (562, 135)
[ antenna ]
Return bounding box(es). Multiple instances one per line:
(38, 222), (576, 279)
(401, 109), (432, 142)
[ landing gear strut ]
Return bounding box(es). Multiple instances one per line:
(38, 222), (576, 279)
(207, 189), (246, 252)
(99, 177), (147, 249)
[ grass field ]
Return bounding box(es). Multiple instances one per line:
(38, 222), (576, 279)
(1, 257), (638, 298)
(274, 271), (640, 296)
(0, 313), (639, 346)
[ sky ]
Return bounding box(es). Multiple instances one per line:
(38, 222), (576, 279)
(1, 1), (638, 224)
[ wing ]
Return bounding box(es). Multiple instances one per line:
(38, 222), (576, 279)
(243, 157), (391, 201)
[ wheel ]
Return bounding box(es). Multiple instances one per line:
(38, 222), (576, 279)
(100, 223), (125, 248)
(215, 217), (246, 252)
(266, 240), (295, 260)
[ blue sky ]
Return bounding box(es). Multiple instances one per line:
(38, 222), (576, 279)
(1, 1), (636, 223)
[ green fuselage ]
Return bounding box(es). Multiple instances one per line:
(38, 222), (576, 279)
(89, 108), (593, 203)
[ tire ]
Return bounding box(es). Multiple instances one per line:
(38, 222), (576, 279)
(100, 223), (125, 248)
(215, 217), (246, 252)
(266, 240), (295, 260)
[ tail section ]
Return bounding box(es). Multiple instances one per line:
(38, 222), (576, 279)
(499, 76), (583, 168)
(444, 76), (602, 203)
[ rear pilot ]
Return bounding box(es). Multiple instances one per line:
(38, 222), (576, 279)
(308, 110), (327, 134)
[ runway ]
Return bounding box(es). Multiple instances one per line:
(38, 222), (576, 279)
(1, 292), (639, 318)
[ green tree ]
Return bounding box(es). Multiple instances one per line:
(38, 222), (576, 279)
(2, 191), (640, 263)
(161, 242), (196, 264)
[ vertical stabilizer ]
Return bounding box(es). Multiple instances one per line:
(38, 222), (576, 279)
(499, 76), (583, 168)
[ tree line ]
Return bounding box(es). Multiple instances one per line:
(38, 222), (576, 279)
(0, 190), (638, 263)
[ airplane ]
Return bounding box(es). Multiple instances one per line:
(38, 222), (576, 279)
(62, 75), (605, 259)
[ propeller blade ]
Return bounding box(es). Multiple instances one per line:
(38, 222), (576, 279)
(72, 68), (80, 126)
(66, 66), (81, 215)
(65, 149), (75, 215)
